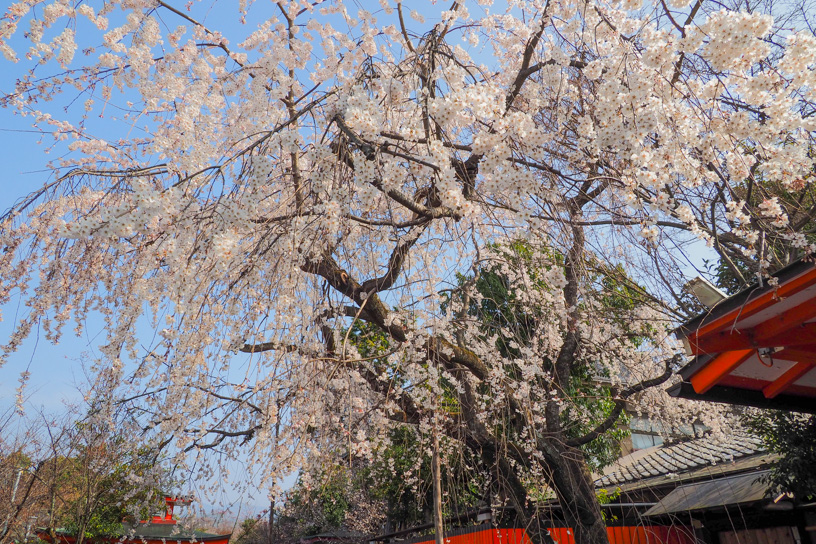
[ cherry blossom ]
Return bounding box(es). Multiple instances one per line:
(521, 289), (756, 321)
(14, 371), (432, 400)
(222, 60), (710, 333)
(1, 0), (814, 542)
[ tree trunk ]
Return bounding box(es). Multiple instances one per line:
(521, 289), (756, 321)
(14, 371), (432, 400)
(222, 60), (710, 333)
(544, 442), (609, 544)
(477, 434), (607, 544)
(458, 367), (607, 544)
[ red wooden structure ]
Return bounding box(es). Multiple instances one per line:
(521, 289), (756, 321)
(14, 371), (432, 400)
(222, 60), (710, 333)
(147, 496), (193, 524)
(402, 525), (695, 544)
(36, 496), (231, 544)
(670, 259), (816, 413)
(548, 526), (695, 544)
(408, 526), (531, 544)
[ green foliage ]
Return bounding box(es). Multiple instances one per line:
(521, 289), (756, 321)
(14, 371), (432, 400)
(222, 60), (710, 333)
(58, 443), (166, 541)
(347, 320), (392, 366)
(597, 264), (657, 347)
(463, 241), (557, 361)
(463, 245), (636, 472)
(596, 487), (622, 522)
(704, 165), (816, 296)
(561, 381), (629, 472)
(744, 411), (816, 501)
(368, 426), (484, 527)
(596, 486), (621, 504)
(43, 409), (168, 544)
(281, 469), (354, 536)
(703, 257), (752, 297)
(315, 475), (352, 528)
(235, 518), (261, 544)
(63, 446), (164, 541)
(368, 426), (430, 526)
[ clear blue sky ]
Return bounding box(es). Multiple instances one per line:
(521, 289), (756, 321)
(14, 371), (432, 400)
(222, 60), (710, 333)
(0, 115), (89, 413)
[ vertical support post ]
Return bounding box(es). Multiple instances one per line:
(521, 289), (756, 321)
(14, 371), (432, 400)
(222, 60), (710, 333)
(2, 468), (24, 536)
(268, 498), (274, 544)
(433, 411), (444, 544)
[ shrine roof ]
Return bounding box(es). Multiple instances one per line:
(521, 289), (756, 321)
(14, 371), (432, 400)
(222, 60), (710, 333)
(671, 258), (816, 412)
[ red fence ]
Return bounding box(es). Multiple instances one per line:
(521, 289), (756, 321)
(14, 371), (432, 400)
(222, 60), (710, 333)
(407, 525), (693, 544)
(548, 526), (696, 544)
(410, 526), (532, 544)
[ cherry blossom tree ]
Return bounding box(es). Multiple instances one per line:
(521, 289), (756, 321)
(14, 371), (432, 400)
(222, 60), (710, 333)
(1, 0), (815, 543)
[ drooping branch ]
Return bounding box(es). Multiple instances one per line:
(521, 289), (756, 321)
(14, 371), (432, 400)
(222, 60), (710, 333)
(565, 354), (681, 447)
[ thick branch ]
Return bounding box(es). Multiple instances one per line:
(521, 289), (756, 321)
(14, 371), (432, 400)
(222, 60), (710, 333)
(505, 12), (550, 111)
(427, 336), (490, 381)
(182, 426), (262, 451)
(240, 341), (299, 353)
(301, 256), (408, 342)
(565, 354), (681, 447)
(360, 224), (428, 295)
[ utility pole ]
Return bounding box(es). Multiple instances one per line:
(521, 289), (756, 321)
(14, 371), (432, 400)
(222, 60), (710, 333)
(269, 397), (281, 544)
(432, 410), (444, 544)
(2, 467), (24, 537)
(267, 497), (274, 544)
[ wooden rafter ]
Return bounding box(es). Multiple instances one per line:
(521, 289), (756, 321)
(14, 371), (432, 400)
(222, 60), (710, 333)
(762, 361), (816, 399)
(690, 349), (754, 394)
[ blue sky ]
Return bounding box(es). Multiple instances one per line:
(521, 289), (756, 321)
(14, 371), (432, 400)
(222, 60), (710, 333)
(0, 115), (88, 413)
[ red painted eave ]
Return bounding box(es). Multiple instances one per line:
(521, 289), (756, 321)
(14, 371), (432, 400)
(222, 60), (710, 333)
(674, 258), (816, 409)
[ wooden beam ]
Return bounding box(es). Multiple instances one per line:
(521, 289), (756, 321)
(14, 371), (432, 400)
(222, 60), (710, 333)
(686, 267), (816, 346)
(690, 312), (816, 355)
(774, 346), (816, 365)
(755, 298), (816, 341)
(763, 361), (815, 399)
(668, 381), (816, 414)
(690, 349), (754, 394)
(757, 323), (816, 350)
(689, 329), (755, 354)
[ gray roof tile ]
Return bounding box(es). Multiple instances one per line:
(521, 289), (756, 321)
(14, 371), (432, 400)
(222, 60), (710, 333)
(595, 432), (765, 488)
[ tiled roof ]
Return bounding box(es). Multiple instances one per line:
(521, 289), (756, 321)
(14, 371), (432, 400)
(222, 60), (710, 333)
(124, 523), (231, 541)
(595, 432), (767, 489)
